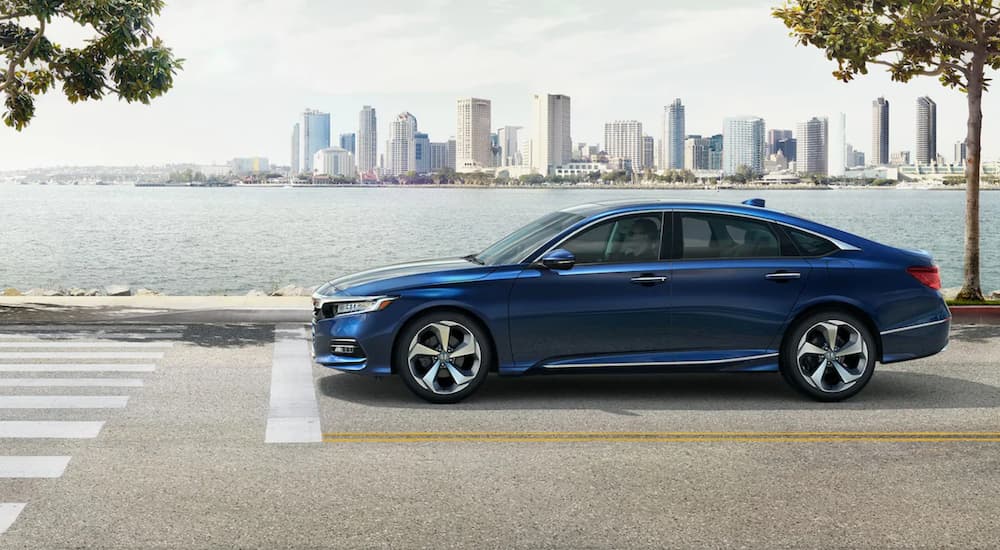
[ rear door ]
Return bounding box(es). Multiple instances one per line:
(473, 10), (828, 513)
(668, 211), (812, 353)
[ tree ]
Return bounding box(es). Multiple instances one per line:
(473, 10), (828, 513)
(773, 0), (1000, 301)
(1, 0), (183, 130)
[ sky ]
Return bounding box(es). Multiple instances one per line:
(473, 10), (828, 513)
(0, 0), (996, 170)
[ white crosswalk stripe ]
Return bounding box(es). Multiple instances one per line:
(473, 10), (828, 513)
(0, 332), (182, 340)
(0, 396), (129, 408)
(0, 504), (25, 535)
(0, 378), (143, 387)
(0, 325), (184, 332)
(0, 342), (173, 348)
(0, 351), (164, 359)
(0, 421), (104, 439)
(0, 364), (156, 372)
(0, 457), (71, 478)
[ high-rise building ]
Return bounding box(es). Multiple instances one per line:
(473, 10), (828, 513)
(916, 96), (938, 165)
(497, 126), (522, 167)
(604, 120), (644, 172)
(389, 112), (418, 176)
(955, 140), (967, 165)
(456, 98), (492, 172)
(414, 132), (430, 174)
(313, 147), (356, 178)
(776, 138), (797, 162)
(684, 136), (710, 170)
(531, 93), (572, 174)
(891, 150), (911, 166)
(490, 132), (502, 168)
(231, 157), (270, 175)
(829, 113), (846, 177)
(339, 133), (356, 155)
(767, 129), (793, 155)
(358, 106), (378, 174)
(664, 99), (685, 169)
(447, 138), (457, 170)
(290, 123), (300, 174)
(722, 116), (765, 175)
(429, 142), (451, 172)
(300, 109), (331, 173)
(707, 134), (724, 171)
(872, 97), (890, 166)
(642, 135), (655, 170)
(796, 116), (829, 176)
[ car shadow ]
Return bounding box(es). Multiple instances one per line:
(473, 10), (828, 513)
(317, 370), (1000, 412)
(950, 324), (1000, 343)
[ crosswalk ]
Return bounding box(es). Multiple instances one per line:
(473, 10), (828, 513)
(0, 324), (180, 536)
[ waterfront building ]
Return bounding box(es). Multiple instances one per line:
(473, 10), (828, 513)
(490, 133), (502, 167)
(531, 93), (572, 175)
(313, 147), (356, 178)
(722, 116), (765, 175)
(290, 123), (300, 174)
(339, 133), (356, 155)
(872, 96), (890, 166)
(829, 113), (846, 177)
(301, 109), (331, 173)
(891, 150), (911, 166)
(456, 98), (493, 172)
(358, 106), (378, 174)
(767, 129), (793, 155)
(916, 96), (938, 165)
(498, 126), (523, 167)
(707, 134), (724, 171)
(776, 138), (797, 162)
(389, 112), (418, 176)
(231, 157), (270, 175)
(604, 120), (644, 173)
(447, 139), (457, 170)
(429, 142), (449, 172)
(764, 151), (789, 172)
(684, 136), (710, 171)
(664, 98), (685, 169)
(414, 132), (430, 174)
(852, 150), (866, 168)
(955, 140), (967, 165)
(553, 161), (613, 178)
(642, 135), (655, 170)
(796, 116), (828, 176)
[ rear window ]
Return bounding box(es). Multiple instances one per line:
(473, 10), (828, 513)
(786, 228), (837, 256)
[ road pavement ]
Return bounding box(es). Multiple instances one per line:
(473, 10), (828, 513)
(0, 313), (998, 548)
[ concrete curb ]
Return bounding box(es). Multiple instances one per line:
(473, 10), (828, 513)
(949, 306), (1000, 325)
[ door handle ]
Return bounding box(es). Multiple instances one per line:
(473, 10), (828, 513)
(765, 272), (801, 281)
(630, 275), (669, 285)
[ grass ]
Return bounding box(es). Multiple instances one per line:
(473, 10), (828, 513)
(947, 299), (1000, 306)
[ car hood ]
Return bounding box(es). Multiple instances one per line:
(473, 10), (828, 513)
(316, 257), (495, 296)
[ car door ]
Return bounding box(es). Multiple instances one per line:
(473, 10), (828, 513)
(668, 211), (812, 354)
(507, 212), (672, 367)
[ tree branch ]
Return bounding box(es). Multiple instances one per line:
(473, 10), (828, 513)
(1, 15), (45, 94)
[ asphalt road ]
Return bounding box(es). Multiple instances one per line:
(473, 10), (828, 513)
(0, 319), (998, 549)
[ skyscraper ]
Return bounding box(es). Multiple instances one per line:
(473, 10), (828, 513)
(414, 132), (430, 174)
(604, 120), (644, 172)
(684, 136), (710, 170)
(300, 109), (331, 173)
(707, 134), (724, 171)
(531, 93), (572, 174)
(664, 99), (685, 169)
(955, 140), (967, 165)
(456, 98), (492, 172)
(389, 112), (418, 176)
(776, 138), (797, 162)
(872, 97), (890, 166)
(916, 96), (938, 165)
(358, 106), (378, 174)
(642, 136), (655, 170)
(339, 133), (356, 155)
(290, 123), (300, 174)
(829, 113), (846, 177)
(430, 142), (451, 172)
(497, 126), (523, 167)
(796, 116), (829, 176)
(767, 129), (793, 155)
(722, 116), (765, 175)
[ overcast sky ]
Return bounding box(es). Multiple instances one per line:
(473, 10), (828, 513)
(1, 0), (995, 170)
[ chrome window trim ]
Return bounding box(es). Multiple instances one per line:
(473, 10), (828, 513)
(527, 207), (860, 264)
(879, 317), (950, 336)
(542, 352), (779, 369)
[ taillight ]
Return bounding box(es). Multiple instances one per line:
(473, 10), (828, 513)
(907, 266), (941, 290)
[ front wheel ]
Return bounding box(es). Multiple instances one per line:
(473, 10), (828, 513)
(780, 310), (876, 402)
(394, 311), (492, 404)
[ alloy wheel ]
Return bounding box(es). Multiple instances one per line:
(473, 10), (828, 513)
(407, 321), (482, 395)
(795, 320), (869, 393)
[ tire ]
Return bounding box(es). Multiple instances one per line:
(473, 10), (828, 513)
(779, 309), (877, 402)
(394, 311), (492, 404)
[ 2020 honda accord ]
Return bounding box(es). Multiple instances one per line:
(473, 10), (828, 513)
(312, 199), (950, 403)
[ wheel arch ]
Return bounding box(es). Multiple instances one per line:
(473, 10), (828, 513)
(389, 304), (500, 374)
(781, 301), (884, 362)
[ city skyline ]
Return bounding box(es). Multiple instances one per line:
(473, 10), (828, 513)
(0, 0), (996, 170)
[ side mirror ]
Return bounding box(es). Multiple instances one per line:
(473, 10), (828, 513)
(540, 249), (576, 270)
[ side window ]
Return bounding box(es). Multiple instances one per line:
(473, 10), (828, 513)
(562, 214), (663, 264)
(678, 213), (781, 259)
(786, 228), (837, 256)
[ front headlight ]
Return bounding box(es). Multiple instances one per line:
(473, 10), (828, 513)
(313, 296), (397, 320)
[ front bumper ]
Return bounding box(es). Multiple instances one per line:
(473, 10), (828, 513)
(312, 311), (396, 376)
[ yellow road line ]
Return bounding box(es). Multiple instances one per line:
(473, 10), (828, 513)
(321, 431), (1000, 443)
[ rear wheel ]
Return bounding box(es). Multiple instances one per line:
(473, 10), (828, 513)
(394, 311), (492, 404)
(780, 310), (876, 402)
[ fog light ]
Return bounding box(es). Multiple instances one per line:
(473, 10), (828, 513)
(330, 339), (365, 359)
(332, 344), (356, 355)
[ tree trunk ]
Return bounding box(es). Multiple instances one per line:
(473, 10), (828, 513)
(956, 55), (986, 301)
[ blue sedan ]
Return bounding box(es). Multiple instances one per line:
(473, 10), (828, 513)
(312, 199), (950, 403)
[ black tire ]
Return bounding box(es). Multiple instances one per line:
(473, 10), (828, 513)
(780, 309), (877, 402)
(394, 311), (492, 404)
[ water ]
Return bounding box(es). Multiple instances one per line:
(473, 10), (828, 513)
(1, 185), (997, 294)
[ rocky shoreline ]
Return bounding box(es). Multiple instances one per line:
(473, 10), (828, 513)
(1, 284), (317, 298)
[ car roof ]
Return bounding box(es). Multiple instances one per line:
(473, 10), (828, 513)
(560, 199), (784, 218)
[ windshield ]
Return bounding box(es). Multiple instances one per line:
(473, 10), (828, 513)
(475, 211), (584, 266)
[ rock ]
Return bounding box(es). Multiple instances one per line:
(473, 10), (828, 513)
(245, 290), (267, 297)
(940, 287), (961, 301)
(84, 289), (101, 297)
(104, 285), (131, 296)
(989, 290), (1000, 301)
(42, 289), (63, 297)
(135, 288), (161, 296)
(1, 288), (21, 296)
(270, 284), (301, 297)
(24, 288), (50, 296)
(67, 288), (87, 297)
